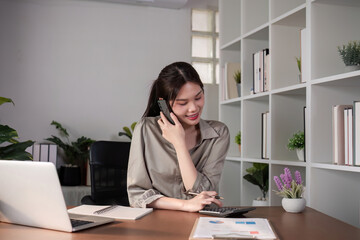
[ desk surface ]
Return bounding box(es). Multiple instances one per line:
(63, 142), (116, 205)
(1, 207), (359, 240)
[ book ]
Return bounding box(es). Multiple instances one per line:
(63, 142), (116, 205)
(40, 144), (49, 162)
(48, 144), (57, 166)
(303, 106), (307, 162)
(33, 144), (40, 162)
(354, 101), (360, 166)
(348, 108), (353, 165)
(261, 112), (270, 159)
(332, 105), (352, 165)
(67, 205), (153, 220)
(189, 217), (278, 240)
(300, 28), (308, 83)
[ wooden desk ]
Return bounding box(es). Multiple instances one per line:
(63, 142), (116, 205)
(0, 207), (359, 240)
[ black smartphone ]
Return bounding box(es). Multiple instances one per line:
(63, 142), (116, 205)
(157, 99), (175, 125)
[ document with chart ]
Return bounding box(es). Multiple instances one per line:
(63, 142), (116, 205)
(189, 217), (278, 239)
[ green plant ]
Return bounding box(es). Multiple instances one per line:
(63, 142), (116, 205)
(337, 40), (360, 66)
(296, 57), (301, 73)
(287, 131), (305, 150)
(233, 70), (241, 84)
(0, 97), (34, 160)
(235, 131), (241, 145)
(243, 163), (269, 199)
(119, 122), (137, 139)
(45, 121), (95, 166)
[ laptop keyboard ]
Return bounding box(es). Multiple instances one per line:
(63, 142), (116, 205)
(199, 206), (256, 218)
(70, 218), (94, 228)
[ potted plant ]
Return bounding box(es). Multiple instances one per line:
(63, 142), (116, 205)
(273, 167), (305, 213)
(118, 122), (137, 140)
(337, 40), (360, 71)
(45, 121), (95, 186)
(0, 96), (34, 160)
(243, 163), (269, 206)
(235, 131), (241, 153)
(287, 131), (305, 161)
(233, 70), (241, 97)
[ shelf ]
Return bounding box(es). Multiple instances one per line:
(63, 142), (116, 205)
(219, 0), (360, 228)
(270, 0), (306, 20)
(271, 3), (306, 26)
(311, 163), (360, 173)
(241, 0), (269, 35)
(311, 1), (360, 80)
(271, 159), (306, 167)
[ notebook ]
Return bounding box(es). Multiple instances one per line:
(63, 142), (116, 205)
(68, 204), (153, 220)
(0, 160), (114, 232)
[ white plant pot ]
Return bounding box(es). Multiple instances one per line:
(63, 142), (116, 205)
(345, 65), (360, 72)
(296, 148), (304, 161)
(252, 199), (269, 206)
(282, 198), (306, 213)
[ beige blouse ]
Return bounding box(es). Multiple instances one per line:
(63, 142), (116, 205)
(127, 117), (230, 208)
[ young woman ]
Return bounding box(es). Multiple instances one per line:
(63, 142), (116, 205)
(127, 62), (230, 212)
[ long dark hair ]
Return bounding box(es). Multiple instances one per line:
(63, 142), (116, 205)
(143, 62), (204, 118)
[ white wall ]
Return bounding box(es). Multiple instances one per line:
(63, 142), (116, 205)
(0, 0), (198, 146)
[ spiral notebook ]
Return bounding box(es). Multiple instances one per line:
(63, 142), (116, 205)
(68, 205), (153, 220)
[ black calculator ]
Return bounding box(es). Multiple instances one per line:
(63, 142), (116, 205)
(199, 206), (256, 218)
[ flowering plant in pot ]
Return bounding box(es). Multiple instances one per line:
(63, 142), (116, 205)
(45, 121), (95, 186)
(243, 163), (269, 206)
(273, 168), (305, 213)
(287, 131), (305, 161)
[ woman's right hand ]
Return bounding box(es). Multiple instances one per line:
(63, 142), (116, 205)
(182, 191), (223, 212)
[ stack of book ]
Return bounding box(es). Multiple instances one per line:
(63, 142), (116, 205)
(332, 102), (360, 166)
(253, 49), (269, 94)
(26, 143), (57, 165)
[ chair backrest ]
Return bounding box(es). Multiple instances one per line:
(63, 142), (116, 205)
(89, 141), (131, 206)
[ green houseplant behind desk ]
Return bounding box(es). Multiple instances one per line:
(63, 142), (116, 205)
(0, 207), (359, 240)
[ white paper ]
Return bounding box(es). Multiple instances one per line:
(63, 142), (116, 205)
(68, 205), (153, 220)
(192, 217), (276, 239)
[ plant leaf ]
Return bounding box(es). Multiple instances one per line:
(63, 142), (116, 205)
(0, 124), (19, 144)
(0, 97), (14, 106)
(0, 140), (34, 160)
(50, 121), (69, 137)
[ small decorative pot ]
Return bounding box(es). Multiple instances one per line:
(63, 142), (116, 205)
(59, 165), (81, 186)
(252, 199), (269, 206)
(345, 65), (360, 72)
(282, 198), (306, 213)
(296, 148), (304, 161)
(237, 83), (241, 97)
(238, 144), (241, 154)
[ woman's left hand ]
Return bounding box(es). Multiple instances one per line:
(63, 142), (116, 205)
(158, 112), (186, 148)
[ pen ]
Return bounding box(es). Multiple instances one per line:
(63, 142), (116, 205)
(93, 205), (117, 214)
(188, 192), (224, 200)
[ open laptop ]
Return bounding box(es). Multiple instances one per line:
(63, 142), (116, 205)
(0, 160), (114, 232)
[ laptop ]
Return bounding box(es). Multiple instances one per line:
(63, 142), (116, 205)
(0, 160), (114, 232)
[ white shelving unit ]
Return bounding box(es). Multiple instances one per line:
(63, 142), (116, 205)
(218, 0), (360, 228)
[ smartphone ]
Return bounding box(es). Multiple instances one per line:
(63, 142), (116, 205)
(157, 99), (175, 125)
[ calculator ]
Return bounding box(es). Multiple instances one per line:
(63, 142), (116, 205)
(199, 205), (256, 218)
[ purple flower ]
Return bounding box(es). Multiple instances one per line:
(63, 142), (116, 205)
(280, 173), (291, 188)
(273, 176), (283, 191)
(284, 168), (293, 183)
(295, 171), (302, 185)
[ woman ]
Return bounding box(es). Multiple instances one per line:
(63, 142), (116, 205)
(127, 62), (230, 212)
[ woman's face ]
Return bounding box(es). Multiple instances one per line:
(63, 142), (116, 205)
(170, 82), (204, 128)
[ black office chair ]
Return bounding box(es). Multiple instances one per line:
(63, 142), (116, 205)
(81, 141), (131, 206)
